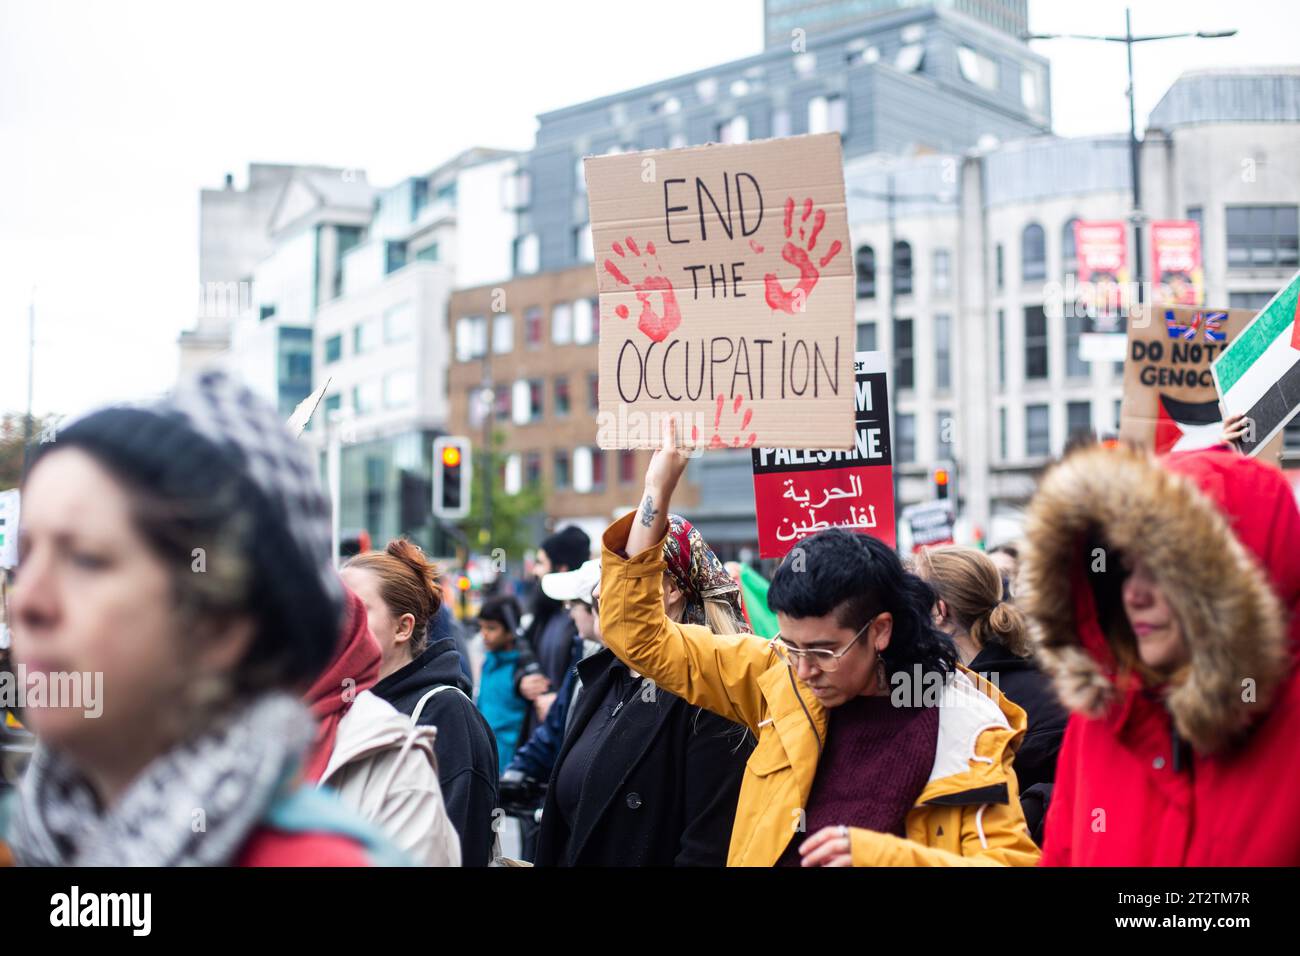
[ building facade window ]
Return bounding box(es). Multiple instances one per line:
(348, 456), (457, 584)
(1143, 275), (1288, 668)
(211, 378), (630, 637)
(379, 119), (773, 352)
(514, 234), (540, 275)
(1228, 291), (1276, 311)
(1066, 313), (1088, 378)
(385, 241), (407, 275)
(1226, 205), (1299, 269)
(1026, 404), (1050, 456)
(1024, 306), (1048, 381)
(527, 380), (544, 422)
(553, 450), (570, 489)
(354, 317), (380, 356)
(589, 448), (606, 490)
(619, 449), (636, 484)
(936, 410), (953, 460)
(524, 451), (542, 487)
(933, 248), (951, 295)
(493, 384), (511, 422)
(1062, 218), (1079, 281)
(384, 302), (414, 344)
(1067, 400), (1093, 443)
(454, 316), (485, 362)
(352, 381), (380, 415)
(894, 318), (914, 390)
(587, 373), (600, 413)
(996, 309), (1006, 387)
(492, 312), (514, 354)
(573, 298), (596, 345)
(552, 302), (573, 345)
(324, 334), (342, 364)
(855, 245), (876, 299)
(934, 313), (952, 390)
(554, 376), (571, 417)
(383, 370), (415, 409)
(574, 223), (594, 262)
(897, 413), (916, 463)
(524, 307), (543, 348)
(1022, 223), (1046, 282)
(807, 94), (846, 135)
(999, 407), (1007, 460)
(995, 243), (1004, 290)
(892, 241), (913, 296)
(856, 321), (877, 352)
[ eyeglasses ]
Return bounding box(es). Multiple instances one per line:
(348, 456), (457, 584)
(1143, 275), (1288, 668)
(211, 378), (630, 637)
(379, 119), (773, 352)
(772, 615), (878, 673)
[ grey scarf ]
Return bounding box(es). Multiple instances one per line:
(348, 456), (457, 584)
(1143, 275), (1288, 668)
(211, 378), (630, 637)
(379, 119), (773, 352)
(8, 692), (313, 866)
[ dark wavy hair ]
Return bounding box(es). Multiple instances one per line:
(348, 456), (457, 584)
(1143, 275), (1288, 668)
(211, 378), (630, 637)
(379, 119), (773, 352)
(767, 528), (957, 681)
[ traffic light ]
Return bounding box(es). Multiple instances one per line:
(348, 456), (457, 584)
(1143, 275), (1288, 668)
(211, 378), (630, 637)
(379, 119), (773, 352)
(933, 467), (950, 500)
(433, 436), (472, 520)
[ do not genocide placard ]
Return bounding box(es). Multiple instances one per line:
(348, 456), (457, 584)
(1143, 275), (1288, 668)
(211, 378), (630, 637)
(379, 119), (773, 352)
(584, 133), (855, 450)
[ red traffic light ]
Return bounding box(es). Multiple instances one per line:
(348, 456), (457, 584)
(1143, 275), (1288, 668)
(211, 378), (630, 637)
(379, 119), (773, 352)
(934, 469), (949, 486)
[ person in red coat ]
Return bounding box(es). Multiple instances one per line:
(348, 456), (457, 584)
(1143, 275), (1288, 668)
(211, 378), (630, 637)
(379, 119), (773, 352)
(1019, 442), (1300, 865)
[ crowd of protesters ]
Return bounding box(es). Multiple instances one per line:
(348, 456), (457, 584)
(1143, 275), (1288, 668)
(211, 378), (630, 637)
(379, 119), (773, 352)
(0, 370), (1297, 866)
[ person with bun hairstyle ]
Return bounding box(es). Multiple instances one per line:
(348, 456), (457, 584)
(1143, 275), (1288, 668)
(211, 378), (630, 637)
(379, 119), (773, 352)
(913, 545), (1068, 840)
(595, 420), (1040, 866)
(1, 371), (407, 865)
(343, 540), (499, 866)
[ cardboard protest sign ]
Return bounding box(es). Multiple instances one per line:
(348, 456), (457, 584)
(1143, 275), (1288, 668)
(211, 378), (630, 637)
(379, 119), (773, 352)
(1213, 271), (1300, 457)
(902, 500), (954, 553)
(751, 351), (894, 558)
(1120, 306), (1253, 453)
(1151, 220), (1204, 307)
(585, 133), (855, 450)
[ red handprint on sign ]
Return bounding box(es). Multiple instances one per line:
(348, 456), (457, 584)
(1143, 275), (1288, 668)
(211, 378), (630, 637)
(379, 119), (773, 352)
(604, 237), (682, 343)
(691, 394), (757, 449)
(763, 197), (843, 315)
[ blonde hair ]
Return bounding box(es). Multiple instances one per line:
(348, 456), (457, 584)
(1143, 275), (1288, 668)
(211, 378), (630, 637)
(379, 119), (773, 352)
(705, 599), (746, 636)
(916, 546), (1031, 658)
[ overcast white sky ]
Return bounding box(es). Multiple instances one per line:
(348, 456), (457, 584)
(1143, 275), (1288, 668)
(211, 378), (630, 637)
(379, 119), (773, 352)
(1, 0), (1294, 419)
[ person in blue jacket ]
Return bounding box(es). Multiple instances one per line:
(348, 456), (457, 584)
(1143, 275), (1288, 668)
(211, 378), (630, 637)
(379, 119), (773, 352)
(475, 596), (535, 767)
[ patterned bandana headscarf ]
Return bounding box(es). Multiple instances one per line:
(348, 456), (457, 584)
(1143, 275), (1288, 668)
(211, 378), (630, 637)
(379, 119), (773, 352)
(663, 514), (748, 630)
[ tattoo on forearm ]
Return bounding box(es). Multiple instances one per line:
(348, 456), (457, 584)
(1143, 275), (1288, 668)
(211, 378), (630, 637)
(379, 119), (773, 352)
(639, 494), (659, 528)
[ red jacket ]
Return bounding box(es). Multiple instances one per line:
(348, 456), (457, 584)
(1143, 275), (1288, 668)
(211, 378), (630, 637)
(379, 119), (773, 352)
(1021, 445), (1300, 865)
(235, 828), (373, 866)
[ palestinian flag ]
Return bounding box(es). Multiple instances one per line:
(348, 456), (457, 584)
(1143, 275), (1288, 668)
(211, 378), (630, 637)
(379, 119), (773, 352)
(1213, 272), (1300, 457)
(1153, 394), (1225, 454)
(739, 564), (779, 639)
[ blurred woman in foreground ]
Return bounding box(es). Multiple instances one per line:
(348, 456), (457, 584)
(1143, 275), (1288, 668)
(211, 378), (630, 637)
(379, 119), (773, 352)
(2, 371), (406, 865)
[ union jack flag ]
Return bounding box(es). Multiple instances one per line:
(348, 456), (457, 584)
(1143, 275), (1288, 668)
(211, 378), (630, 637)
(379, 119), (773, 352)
(1165, 310), (1226, 342)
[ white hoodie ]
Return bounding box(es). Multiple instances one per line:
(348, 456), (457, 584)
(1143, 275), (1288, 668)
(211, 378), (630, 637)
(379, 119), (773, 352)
(319, 690), (461, 866)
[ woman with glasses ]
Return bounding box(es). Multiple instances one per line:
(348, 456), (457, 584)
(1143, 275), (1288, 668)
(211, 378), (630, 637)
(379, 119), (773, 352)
(596, 420), (1040, 867)
(531, 517), (753, 866)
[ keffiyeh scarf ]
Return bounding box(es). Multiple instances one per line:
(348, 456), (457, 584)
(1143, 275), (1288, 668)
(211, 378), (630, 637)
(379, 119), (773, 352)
(7, 692), (314, 867)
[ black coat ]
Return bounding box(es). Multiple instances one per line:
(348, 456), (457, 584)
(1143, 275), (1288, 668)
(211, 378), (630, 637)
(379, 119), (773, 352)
(969, 642), (1069, 793)
(534, 648), (753, 867)
(372, 606), (500, 867)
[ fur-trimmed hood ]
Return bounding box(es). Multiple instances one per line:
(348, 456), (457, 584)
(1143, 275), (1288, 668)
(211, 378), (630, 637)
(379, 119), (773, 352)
(1019, 444), (1300, 755)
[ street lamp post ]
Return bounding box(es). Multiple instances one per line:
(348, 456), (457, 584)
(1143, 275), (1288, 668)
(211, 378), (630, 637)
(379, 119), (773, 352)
(1024, 8), (1237, 303)
(850, 177), (958, 536)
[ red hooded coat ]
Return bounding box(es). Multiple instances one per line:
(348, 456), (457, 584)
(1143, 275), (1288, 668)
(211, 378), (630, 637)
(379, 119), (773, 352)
(1021, 445), (1300, 865)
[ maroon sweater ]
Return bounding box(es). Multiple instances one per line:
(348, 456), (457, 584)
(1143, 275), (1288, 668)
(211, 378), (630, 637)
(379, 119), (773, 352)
(778, 695), (939, 866)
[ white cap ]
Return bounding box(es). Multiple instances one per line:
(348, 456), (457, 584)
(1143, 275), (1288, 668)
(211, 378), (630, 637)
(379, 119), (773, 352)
(541, 558), (600, 605)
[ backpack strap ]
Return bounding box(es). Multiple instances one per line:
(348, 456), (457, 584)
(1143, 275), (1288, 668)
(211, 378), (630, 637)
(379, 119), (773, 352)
(410, 684), (472, 726)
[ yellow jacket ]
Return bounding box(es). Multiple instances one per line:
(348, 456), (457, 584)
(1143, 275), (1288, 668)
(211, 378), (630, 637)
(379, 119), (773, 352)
(599, 512), (1041, 867)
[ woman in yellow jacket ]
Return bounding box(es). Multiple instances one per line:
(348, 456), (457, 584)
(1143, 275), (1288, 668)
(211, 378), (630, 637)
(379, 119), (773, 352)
(597, 423), (1040, 867)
